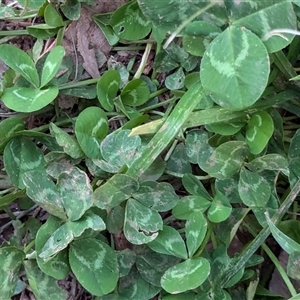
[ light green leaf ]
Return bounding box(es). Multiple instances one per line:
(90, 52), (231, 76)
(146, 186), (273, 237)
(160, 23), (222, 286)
(41, 46), (65, 88)
(23, 170), (66, 221)
(162, 292), (196, 300)
(58, 167), (93, 221)
(24, 261), (67, 300)
(121, 79), (150, 106)
(202, 141), (249, 179)
(161, 258), (210, 293)
(110, 1), (151, 40)
(266, 214), (300, 255)
(133, 181), (179, 211)
(94, 174), (139, 210)
(35, 216), (70, 280)
(200, 26), (269, 110)
(0, 247), (25, 299)
(238, 167), (271, 207)
(50, 123), (84, 159)
(245, 111), (274, 155)
(69, 238), (118, 296)
(0, 117), (24, 152)
(124, 199), (163, 244)
(206, 120), (246, 136)
(182, 173), (212, 199)
(4, 136), (45, 189)
(75, 106), (108, 159)
(97, 69), (120, 111)
(186, 212), (207, 257)
(148, 225), (188, 259)
(287, 251), (300, 280)
(2, 86), (59, 113)
(172, 195), (211, 220)
(207, 191), (232, 223)
(0, 44), (39, 87)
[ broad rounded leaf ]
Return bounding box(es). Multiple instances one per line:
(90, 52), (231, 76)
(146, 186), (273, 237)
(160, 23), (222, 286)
(0, 44), (39, 87)
(94, 174), (139, 209)
(75, 106), (108, 159)
(147, 225), (188, 259)
(2, 86), (59, 113)
(186, 212), (207, 257)
(161, 257), (210, 294)
(239, 167), (271, 207)
(165, 67), (185, 91)
(0, 117), (24, 152)
(202, 141), (249, 179)
(133, 181), (179, 211)
(121, 79), (150, 106)
(124, 199), (163, 244)
(50, 123), (84, 159)
(35, 216), (70, 280)
(245, 110), (274, 155)
(44, 3), (65, 27)
(207, 191), (232, 223)
(200, 26), (269, 110)
(69, 238), (118, 296)
(4, 136), (45, 189)
(24, 260), (67, 300)
(97, 69), (120, 111)
(117, 249), (137, 277)
(110, 1), (151, 40)
(41, 45), (65, 87)
(0, 247), (25, 299)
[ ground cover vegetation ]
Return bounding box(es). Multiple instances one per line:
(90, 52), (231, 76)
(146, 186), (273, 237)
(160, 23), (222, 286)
(1, 0), (300, 299)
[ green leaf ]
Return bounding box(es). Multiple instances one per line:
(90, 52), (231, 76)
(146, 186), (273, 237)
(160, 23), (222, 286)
(3, 136), (45, 189)
(41, 46), (65, 88)
(287, 251), (300, 280)
(186, 212), (207, 257)
(0, 44), (39, 87)
(182, 173), (212, 199)
(162, 293), (196, 300)
(100, 130), (141, 171)
(172, 195), (211, 220)
(60, 0), (81, 20)
(118, 266), (161, 300)
(206, 120), (246, 136)
(35, 216), (70, 280)
(75, 106), (108, 159)
(207, 191), (232, 223)
(0, 117), (24, 152)
(24, 260), (67, 300)
(27, 24), (59, 39)
(165, 67), (185, 91)
(200, 26), (269, 110)
(121, 79), (150, 106)
(238, 167), (271, 207)
(246, 154), (289, 176)
(69, 238), (118, 296)
(57, 166), (93, 221)
(110, 1), (151, 40)
(97, 69), (120, 111)
(136, 248), (179, 287)
(107, 205), (125, 234)
(93, 15), (119, 46)
(94, 174), (139, 209)
(245, 111), (274, 155)
(161, 258), (210, 293)
(44, 3), (65, 27)
(266, 214), (300, 255)
(23, 170), (66, 220)
(147, 225), (188, 259)
(202, 141), (249, 180)
(0, 247), (25, 299)
(289, 128), (300, 185)
(40, 212), (106, 259)
(117, 249), (136, 277)
(2, 86), (59, 113)
(50, 123), (84, 159)
(231, 1), (296, 53)
(124, 199), (163, 244)
(133, 181), (179, 211)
